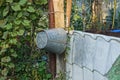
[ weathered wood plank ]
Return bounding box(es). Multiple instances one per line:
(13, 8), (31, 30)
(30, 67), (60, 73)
(53, 0), (65, 28)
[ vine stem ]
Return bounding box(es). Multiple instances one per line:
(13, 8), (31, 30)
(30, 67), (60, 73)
(112, 0), (117, 29)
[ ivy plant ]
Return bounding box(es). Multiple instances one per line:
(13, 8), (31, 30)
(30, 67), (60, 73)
(0, 0), (51, 80)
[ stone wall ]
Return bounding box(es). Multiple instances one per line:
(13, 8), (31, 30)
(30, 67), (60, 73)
(66, 31), (120, 80)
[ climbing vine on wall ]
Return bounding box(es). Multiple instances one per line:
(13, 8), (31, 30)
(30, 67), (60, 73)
(0, 0), (51, 80)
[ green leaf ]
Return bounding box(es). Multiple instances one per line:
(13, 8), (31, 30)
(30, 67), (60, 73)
(18, 29), (24, 35)
(34, 0), (47, 5)
(39, 68), (44, 72)
(5, 23), (12, 30)
(3, 6), (9, 17)
(0, 19), (6, 28)
(9, 38), (17, 44)
(22, 20), (31, 26)
(41, 0), (47, 5)
(17, 12), (23, 18)
(30, 14), (37, 20)
(27, 2), (32, 5)
(46, 74), (52, 79)
(27, 6), (35, 13)
(2, 31), (8, 39)
(0, 77), (7, 80)
(10, 49), (14, 53)
(10, 31), (18, 37)
(0, 49), (7, 55)
(8, 63), (15, 68)
(1, 68), (8, 76)
(6, 0), (13, 3)
(14, 20), (21, 25)
(19, 0), (27, 6)
(1, 56), (11, 62)
(74, 14), (80, 21)
(23, 11), (29, 16)
(11, 53), (17, 58)
(11, 3), (21, 11)
(2, 43), (9, 49)
(40, 61), (46, 66)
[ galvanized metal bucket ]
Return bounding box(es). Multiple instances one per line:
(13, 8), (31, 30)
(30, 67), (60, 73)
(36, 28), (67, 54)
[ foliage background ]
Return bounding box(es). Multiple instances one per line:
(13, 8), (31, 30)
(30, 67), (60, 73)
(0, 0), (52, 80)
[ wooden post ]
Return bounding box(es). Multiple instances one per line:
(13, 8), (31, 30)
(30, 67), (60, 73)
(53, 0), (66, 75)
(112, 0), (117, 29)
(82, 1), (86, 31)
(48, 0), (56, 78)
(66, 0), (72, 28)
(49, 0), (72, 77)
(53, 0), (65, 28)
(48, 0), (55, 28)
(92, 0), (102, 30)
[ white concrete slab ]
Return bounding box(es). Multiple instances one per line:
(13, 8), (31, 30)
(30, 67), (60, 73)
(66, 63), (73, 80)
(83, 35), (96, 71)
(73, 33), (84, 67)
(73, 64), (83, 80)
(93, 71), (108, 80)
(83, 67), (93, 80)
(105, 40), (120, 73)
(94, 37), (110, 75)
